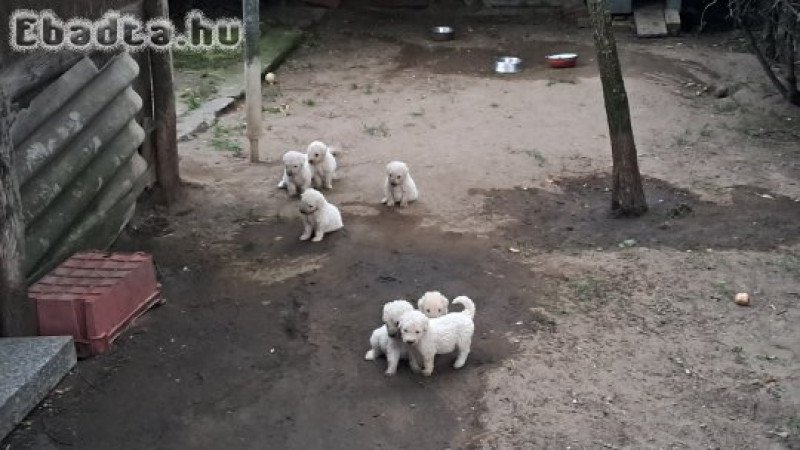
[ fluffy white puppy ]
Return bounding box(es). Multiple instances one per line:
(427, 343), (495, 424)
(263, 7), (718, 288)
(278, 150), (312, 196)
(299, 188), (343, 242)
(306, 141), (337, 190)
(365, 297), (448, 375)
(417, 291), (449, 318)
(382, 161), (418, 207)
(400, 296), (475, 376)
(364, 300), (414, 375)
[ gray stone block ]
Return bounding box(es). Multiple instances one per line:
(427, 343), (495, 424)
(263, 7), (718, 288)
(177, 96), (236, 142)
(0, 337), (76, 440)
(665, 8), (681, 36)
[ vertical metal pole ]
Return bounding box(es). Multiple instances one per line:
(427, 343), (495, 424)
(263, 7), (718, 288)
(243, 0), (262, 163)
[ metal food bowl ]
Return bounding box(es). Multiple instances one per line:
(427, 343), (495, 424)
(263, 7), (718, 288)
(430, 26), (454, 41)
(546, 53), (578, 69)
(495, 56), (522, 74)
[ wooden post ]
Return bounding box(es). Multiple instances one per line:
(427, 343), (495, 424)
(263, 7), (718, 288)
(243, 0), (263, 163)
(587, 0), (647, 216)
(782, 7), (798, 105)
(0, 88), (36, 336)
(145, 0), (181, 204)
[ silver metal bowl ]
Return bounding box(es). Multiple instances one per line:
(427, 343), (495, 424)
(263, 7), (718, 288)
(430, 26), (454, 41)
(495, 56), (522, 74)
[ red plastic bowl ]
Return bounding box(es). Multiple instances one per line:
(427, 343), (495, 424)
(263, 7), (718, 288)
(546, 53), (578, 69)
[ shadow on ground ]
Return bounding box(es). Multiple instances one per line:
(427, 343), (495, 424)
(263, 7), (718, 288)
(476, 174), (800, 251)
(7, 209), (558, 449)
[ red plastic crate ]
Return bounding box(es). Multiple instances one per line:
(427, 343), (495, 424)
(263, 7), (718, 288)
(29, 251), (162, 357)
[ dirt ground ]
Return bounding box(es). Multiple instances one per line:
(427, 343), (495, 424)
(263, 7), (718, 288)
(6, 6), (800, 450)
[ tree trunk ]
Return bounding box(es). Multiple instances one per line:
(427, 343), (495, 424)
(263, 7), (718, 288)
(783, 8), (799, 104)
(145, 0), (181, 205)
(0, 88), (36, 336)
(587, 0), (648, 216)
(763, 9), (777, 60)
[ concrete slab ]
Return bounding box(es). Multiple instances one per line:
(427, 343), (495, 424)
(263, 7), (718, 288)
(665, 8), (681, 36)
(0, 337), (76, 440)
(634, 6), (668, 37)
(177, 96), (236, 142)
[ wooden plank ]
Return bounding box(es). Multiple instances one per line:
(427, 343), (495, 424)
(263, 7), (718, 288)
(144, 0), (181, 205)
(244, 0), (263, 163)
(0, 88), (35, 337)
(634, 5), (668, 37)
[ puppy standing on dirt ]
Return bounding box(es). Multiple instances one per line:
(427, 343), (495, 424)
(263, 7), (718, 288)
(306, 140), (337, 190)
(299, 188), (343, 242)
(278, 150), (312, 196)
(364, 300), (415, 376)
(417, 291), (449, 318)
(365, 298), (448, 375)
(400, 296), (475, 376)
(382, 161), (418, 207)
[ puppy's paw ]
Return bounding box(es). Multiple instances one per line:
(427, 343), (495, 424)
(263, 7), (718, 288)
(453, 360), (465, 369)
(312, 235), (324, 242)
(325, 184), (333, 190)
(365, 350), (375, 360)
(381, 197), (388, 205)
(400, 201), (409, 208)
(299, 233), (311, 241)
(422, 369), (433, 377)
(384, 369), (396, 376)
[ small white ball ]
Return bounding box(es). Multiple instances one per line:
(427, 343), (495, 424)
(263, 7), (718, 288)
(265, 72), (276, 84)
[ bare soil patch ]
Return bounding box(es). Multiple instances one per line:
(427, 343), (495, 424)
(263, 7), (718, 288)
(478, 174), (800, 251)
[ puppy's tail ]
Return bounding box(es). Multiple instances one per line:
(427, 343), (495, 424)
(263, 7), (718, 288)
(452, 296), (475, 319)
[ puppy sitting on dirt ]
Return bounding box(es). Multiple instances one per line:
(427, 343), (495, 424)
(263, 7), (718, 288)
(306, 140), (337, 190)
(417, 291), (449, 318)
(299, 188), (343, 242)
(400, 296), (475, 376)
(278, 150), (312, 196)
(365, 297), (448, 375)
(382, 161), (418, 207)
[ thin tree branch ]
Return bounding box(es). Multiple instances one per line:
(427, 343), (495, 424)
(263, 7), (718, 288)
(740, 18), (790, 97)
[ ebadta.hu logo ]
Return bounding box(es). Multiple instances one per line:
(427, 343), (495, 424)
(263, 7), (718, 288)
(9, 9), (242, 52)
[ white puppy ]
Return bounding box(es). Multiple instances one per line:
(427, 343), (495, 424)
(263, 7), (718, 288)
(278, 150), (312, 196)
(364, 300), (414, 375)
(365, 297), (448, 375)
(306, 141), (337, 190)
(299, 188), (343, 242)
(417, 291), (449, 318)
(382, 161), (418, 207)
(400, 296), (475, 376)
